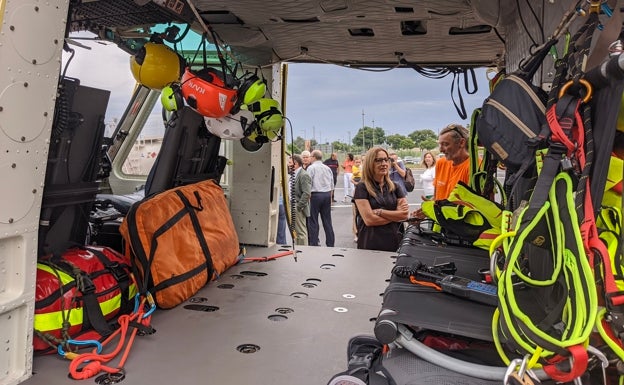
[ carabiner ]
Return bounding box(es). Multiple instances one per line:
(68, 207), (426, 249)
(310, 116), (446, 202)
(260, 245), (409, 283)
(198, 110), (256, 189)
(57, 339), (103, 358)
(143, 291), (156, 318)
(503, 358), (524, 385)
(558, 79), (593, 104)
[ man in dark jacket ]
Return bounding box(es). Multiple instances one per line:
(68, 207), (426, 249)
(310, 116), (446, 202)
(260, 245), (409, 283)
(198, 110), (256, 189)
(324, 152), (339, 202)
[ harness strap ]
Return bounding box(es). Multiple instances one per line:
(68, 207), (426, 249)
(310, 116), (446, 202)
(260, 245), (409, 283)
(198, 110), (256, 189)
(543, 344), (589, 382)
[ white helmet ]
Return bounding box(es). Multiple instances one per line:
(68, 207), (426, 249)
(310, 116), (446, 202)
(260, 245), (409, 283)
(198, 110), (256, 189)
(204, 109), (255, 140)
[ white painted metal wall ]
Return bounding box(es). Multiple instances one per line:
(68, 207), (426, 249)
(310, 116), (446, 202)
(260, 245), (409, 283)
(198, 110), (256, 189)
(230, 65), (284, 246)
(0, 1), (68, 384)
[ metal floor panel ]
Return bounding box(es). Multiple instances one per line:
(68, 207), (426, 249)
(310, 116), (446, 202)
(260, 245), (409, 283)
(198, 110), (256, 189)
(26, 246), (394, 385)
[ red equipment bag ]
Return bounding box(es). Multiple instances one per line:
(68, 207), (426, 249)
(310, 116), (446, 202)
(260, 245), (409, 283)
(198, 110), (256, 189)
(33, 246), (137, 353)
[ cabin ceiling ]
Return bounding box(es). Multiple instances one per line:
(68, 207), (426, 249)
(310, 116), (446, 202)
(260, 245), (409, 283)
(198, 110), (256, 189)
(69, 0), (510, 68)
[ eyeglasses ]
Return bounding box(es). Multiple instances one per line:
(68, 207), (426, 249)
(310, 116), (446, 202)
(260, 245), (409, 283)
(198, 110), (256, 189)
(442, 124), (466, 139)
(374, 157), (389, 164)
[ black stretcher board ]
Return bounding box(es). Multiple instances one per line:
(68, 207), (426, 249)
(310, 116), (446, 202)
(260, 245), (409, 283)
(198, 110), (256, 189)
(381, 227), (495, 341)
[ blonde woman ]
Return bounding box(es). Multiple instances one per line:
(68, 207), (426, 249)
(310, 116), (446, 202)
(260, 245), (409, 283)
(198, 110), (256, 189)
(420, 151), (436, 200)
(353, 147), (409, 251)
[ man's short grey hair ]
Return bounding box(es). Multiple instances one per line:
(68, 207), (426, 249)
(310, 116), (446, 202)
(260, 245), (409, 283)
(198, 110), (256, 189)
(311, 150), (323, 160)
(439, 124), (468, 141)
(301, 150), (310, 157)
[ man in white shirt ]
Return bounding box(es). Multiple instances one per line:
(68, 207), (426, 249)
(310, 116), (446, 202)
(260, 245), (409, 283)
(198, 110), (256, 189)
(306, 150), (335, 246)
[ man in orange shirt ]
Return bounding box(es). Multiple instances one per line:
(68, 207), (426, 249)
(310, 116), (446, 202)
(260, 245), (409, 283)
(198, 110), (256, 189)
(432, 124), (470, 200)
(411, 124), (470, 219)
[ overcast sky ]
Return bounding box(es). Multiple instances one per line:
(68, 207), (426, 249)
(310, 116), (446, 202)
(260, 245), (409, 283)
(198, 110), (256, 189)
(285, 63), (491, 145)
(64, 39), (493, 144)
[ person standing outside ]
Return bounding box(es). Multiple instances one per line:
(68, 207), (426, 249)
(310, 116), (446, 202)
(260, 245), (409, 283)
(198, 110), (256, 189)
(341, 153), (355, 202)
(301, 150), (311, 170)
(324, 152), (339, 203)
(420, 151), (436, 200)
(411, 124), (470, 220)
(433, 124), (470, 200)
(289, 154), (311, 245)
(388, 150), (407, 195)
(307, 150), (335, 247)
(354, 147), (409, 251)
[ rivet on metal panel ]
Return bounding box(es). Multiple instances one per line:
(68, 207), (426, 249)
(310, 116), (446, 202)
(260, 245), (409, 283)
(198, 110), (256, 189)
(23, 82), (28, 87)
(32, 189), (37, 194)
(9, 26), (14, 31)
(333, 307), (348, 313)
(8, 218), (13, 223)
(11, 163), (16, 168)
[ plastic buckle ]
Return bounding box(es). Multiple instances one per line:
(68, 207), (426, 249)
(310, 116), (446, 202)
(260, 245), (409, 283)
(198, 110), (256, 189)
(77, 273), (96, 294)
(548, 142), (568, 155)
(107, 262), (129, 282)
(606, 309), (624, 340)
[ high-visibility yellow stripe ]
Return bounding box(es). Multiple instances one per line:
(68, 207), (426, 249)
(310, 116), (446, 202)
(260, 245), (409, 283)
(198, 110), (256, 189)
(38, 263), (74, 285)
(35, 283), (137, 333)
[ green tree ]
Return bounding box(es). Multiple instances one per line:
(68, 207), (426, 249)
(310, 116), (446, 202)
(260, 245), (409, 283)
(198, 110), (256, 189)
(353, 126), (387, 150)
(408, 129), (437, 149)
(399, 138), (416, 150)
(420, 138), (438, 150)
(287, 143), (301, 155)
(332, 141), (347, 152)
(386, 134), (406, 149)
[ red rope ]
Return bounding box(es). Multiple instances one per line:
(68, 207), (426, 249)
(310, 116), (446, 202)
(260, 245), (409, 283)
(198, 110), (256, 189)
(68, 299), (152, 380)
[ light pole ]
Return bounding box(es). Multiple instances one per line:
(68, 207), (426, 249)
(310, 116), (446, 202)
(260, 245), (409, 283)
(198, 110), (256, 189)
(372, 118), (375, 147)
(361, 110), (365, 151)
(347, 131), (351, 152)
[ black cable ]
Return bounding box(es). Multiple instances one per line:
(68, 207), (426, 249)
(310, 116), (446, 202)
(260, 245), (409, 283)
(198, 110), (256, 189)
(516, 0), (538, 46)
(524, 0), (545, 43)
(284, 116), (297, 240)
(493, 27), (506, 45)
(392, 261), (423, 278)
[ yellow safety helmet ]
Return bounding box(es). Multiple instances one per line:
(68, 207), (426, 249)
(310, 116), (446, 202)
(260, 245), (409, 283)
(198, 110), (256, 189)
(246, 98), (283, 133)
(130, 42), (183, 90)
(160, 83), (184, 112)
(237, 73), (267, 105)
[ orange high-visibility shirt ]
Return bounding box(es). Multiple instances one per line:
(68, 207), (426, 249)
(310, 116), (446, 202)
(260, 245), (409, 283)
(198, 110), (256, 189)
(433, 157), (470, 200)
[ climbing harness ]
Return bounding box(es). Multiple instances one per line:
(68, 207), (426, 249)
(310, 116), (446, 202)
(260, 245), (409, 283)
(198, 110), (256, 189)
(490, 3), (624, 382)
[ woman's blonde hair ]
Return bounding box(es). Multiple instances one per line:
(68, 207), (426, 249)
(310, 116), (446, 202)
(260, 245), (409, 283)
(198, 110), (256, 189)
(422, 151), (436, 168)
(361, 147), (395, 198)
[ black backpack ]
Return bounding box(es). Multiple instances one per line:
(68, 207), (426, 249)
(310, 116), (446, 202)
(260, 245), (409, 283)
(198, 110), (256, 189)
(475, 40), (556, 176)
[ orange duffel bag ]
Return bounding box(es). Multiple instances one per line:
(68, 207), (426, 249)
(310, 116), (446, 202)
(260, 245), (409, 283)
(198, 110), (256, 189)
(119, 179), (240, 309)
